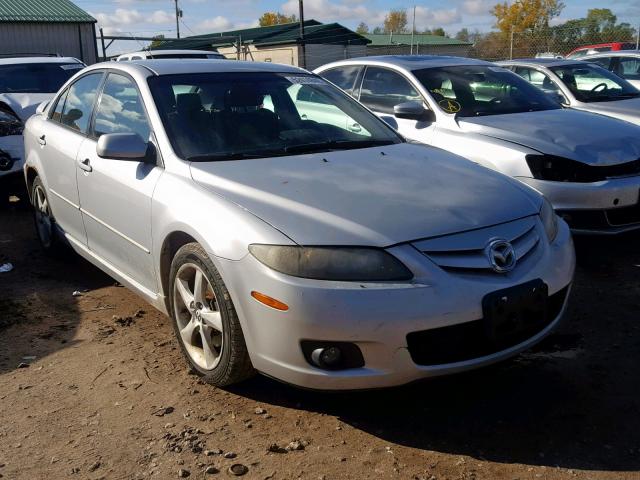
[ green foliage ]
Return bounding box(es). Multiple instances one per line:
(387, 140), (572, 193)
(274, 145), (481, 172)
(383, 9), (408, 34)
(356, 22), (369, 34)
(259, 12), (297, 27)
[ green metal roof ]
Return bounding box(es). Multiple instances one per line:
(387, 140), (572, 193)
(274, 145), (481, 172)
(365, 34), (471, 46)
(0, 0), (95, 23)
(153, 20), (369, 50)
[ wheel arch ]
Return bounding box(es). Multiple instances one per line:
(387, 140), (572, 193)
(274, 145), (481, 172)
(159, 230), (198, 312)
(25, 166), (39, 202)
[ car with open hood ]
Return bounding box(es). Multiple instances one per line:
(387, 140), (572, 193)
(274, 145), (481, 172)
(0, 55), (85, 203)
(316, 56), (640, 234)
(23, 59), (574, 390)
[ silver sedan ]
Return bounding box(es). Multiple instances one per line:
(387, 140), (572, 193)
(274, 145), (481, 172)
(316, 56), (640, 234)
(499, 58), (640, 126)
(23, 60), (574, 390)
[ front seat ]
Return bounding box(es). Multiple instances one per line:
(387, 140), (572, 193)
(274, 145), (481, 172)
(172, 92), (220, 158)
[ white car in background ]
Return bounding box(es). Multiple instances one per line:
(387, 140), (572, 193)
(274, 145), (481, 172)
(582, 51), (640, 90)
(115, 50), (225, 61)
(499, 58), (640, 126)
(0, 55), (84, 202)
(316, 56), (640, 234)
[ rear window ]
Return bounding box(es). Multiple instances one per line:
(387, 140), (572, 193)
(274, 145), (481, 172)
(0, 63), (84, 94)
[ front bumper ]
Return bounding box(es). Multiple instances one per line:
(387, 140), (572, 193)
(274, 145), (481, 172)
(0, 135), (24, 177)
(216, 219), (575, 390)
(518, 175), (640, 234)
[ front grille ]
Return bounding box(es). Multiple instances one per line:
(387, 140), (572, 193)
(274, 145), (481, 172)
(413, 216), (540, 273)
(406, 285), (569, 366)
(527, 154), (640, 182)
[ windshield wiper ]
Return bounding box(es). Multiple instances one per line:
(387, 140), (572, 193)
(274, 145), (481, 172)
(283, 139), (395, 154)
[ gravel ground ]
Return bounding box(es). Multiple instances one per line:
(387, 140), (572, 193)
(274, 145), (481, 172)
(0, 204), (639, 480)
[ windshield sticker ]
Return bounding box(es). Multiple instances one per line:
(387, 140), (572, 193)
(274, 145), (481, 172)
(285, 75), (325, 85)
(439, 99), (461, 114)
(60, 64), (84, 70)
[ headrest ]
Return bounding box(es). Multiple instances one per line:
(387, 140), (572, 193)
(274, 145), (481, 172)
(224, 87), (262, 108)
(176, 93), (203, 113)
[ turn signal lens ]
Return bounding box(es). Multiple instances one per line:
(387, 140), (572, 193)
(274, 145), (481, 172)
(250, 291), (289, 311)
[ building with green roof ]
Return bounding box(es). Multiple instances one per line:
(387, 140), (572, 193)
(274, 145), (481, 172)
(152, 20), (370, 70)
(0, 0), (98, 64)
(364, 33), (472, 57)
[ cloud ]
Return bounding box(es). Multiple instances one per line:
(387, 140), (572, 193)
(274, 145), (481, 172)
(92, 8), (175, 28)
(414, 6), (462, 28)
(461, 0), (494, 16)
(281, 0), (385, 25)
(194, 16), (233, 32)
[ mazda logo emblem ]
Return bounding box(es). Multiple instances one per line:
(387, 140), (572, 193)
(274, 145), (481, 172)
(486, 239), (517, 273)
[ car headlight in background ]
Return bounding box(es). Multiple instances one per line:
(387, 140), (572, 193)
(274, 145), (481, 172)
(540, 196), (558, 243)
(0, 109), (23, 137)
(249, 245), (413, 281)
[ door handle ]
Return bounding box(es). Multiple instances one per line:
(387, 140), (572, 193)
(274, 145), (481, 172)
(349, 123), (362, 133)
(78, 158), (92, 172)
(300, 114), (308, 120)
(38, 134), (46, 146)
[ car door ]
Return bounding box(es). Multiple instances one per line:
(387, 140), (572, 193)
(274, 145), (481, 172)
(513, 66), (569, 104)
(357, 66), (435, 143)
(75, 72), (162, 292)
(615, 57), (640, 89)
(37, 71), (105, 245)
(319, 65), (363, 99)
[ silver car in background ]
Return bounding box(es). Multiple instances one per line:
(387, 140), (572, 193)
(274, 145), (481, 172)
(23, 60), (574, 390)
(499, 58), (640, 125)
(316, 56), (640, 234)
(582, 51), (640, 90)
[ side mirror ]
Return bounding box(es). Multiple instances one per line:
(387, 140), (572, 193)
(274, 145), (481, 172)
(393, 101), (435, 121)
(36, 101), (49, 115)
(97, 132), (148, 160)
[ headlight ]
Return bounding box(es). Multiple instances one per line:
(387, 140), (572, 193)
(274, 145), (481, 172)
(0, 109), (23, 137)
(248, 245), (413, 281)
(540, 196), (558, 243)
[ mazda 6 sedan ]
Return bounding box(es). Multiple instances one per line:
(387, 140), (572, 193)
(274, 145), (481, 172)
(316, 56), (640, 234)
(23, 60), (574, 390)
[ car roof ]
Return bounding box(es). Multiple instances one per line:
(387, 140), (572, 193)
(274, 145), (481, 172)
(320, 55), (491, 71)
(498, 58), (586, 68)
(119, 49), (224, 57)
(84, 59), (307, 77)
(0, 56), (82, 66)
(583, 51), (640, 59)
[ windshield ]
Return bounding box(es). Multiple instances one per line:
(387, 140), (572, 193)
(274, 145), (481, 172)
(412, 65), (561, 117)
(0, 63), (83, 94)
(550, 63), (639, 102)
(148, 72), (401, 161)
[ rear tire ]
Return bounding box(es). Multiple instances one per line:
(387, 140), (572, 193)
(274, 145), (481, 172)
(31, 176), (66, 256)
(169, 242), (255, 386)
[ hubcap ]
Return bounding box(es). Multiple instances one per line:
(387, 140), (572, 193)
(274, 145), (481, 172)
(33, 185), (52, 246)
(173, 263), (223, 370)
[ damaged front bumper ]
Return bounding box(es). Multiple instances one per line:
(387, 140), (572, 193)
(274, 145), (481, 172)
(0, 135), (24, 177)
(518, 175), (640, 234)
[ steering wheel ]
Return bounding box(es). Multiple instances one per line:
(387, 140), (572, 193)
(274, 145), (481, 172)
(591, 83), (608, 93)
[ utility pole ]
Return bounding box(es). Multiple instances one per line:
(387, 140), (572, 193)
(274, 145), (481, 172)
(411, 5), (416, 55)
(174, 0), (182, 39)
(636, 24), (639, 50)
(509, 25), (514, 60)
(299, 0), (306, 68)
(99, 27), (106, 61)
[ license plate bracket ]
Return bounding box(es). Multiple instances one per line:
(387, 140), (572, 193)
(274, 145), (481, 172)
(482, 279), (548, 347)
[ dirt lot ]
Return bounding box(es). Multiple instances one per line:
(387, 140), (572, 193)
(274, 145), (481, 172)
(0, 204), (639, 480)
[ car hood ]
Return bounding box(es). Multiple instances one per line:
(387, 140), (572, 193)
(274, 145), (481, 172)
(458, 109), (640, 166)
(575, 97), (640, 125)
(0, 93), (53, 121)
(190, 143), (541, 246)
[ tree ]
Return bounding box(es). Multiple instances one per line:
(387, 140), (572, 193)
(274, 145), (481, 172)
(149, 34), (165, 49)
(372, 26), (384, 34)
(258, 12), (297, 27)
(356, 22), (369, 34)
(492, 0), (565, 34)
(455, 28), (470, 42)
(432, 27), (447, 37)
(383, 9), (408, 34)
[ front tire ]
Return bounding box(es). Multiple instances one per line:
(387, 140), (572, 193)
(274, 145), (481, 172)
(169, 242), (255, 386)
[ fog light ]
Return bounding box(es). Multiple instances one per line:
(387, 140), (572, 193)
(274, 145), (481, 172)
(300, 341), (364, 371)
(311, 346), (342, 367)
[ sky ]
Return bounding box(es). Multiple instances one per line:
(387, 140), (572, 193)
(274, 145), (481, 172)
(73, 0), (640, 54)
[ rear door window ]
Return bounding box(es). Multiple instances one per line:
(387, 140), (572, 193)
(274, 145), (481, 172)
(320, 66), (362, 96)
(618, 57), (640, 81)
